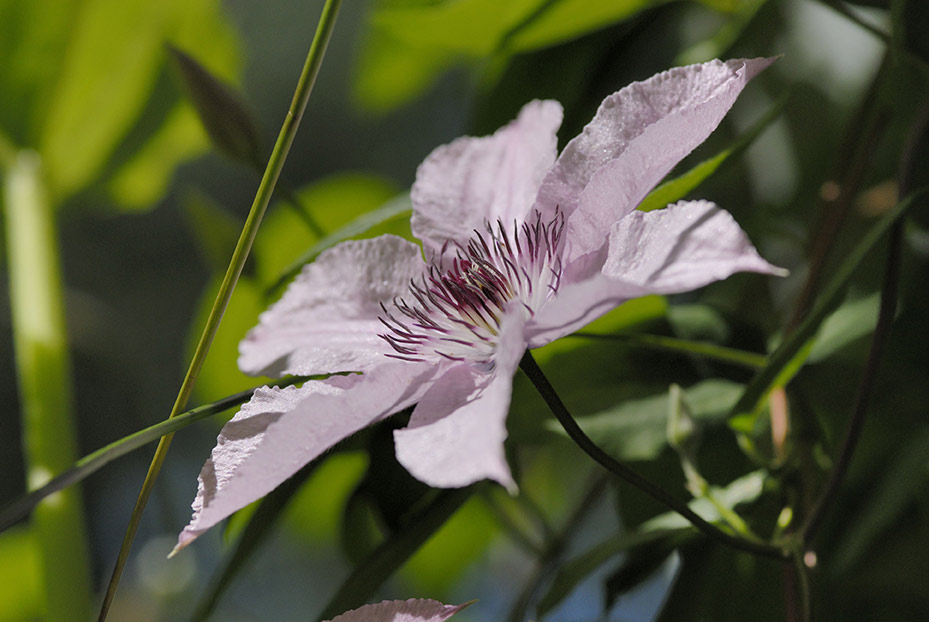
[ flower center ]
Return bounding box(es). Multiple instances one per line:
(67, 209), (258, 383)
(379, 210), (564, 368)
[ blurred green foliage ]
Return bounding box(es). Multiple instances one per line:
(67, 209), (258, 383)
(0, 0), (240, 209)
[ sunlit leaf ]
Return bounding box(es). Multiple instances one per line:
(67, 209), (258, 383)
(106, 107), (207, 208)
(807, 291), (880, 363)
(39, 0), (167, 197)
(0, 0), (241, 205)
(506, 0), (664, 52)
(368, 0), (540, 55)
(355, 0), (676, 113)
(353, 28), (458, 114)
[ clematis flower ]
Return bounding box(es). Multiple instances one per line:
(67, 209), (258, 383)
(176, 57), (784, 550)
(324, 598), (469, 622)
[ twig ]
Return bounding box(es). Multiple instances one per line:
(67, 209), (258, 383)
(519, 351), (787, 560)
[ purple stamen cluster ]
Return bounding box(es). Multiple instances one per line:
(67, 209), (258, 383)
(379, 209), (565, 367)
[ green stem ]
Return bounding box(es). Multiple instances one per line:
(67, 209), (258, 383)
(98, 1), (343, 618)
(519, 350), (787, 560)
(571, 331), (768, 369)
(0, 377), (307, 532)
(3, 151), (92, 621)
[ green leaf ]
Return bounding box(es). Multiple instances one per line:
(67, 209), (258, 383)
(538, 471), (764, 616)
(603, 534), (687, 611)
(352, 28), (458, 113)
(168, 45), (263, 167)
(403, 497), (498, 594)
(257, 174), (402, 285)
(641, 470), (766, 531)
(106, 107), (207, 209)
(656, 536), (783, 621)
(551, 380), (745, 462)
(354, 0), (672, 113)
(831, 427), (929, 574)
(0, 0), (241, 204)
(39, 1), (176, 197)
(638, 92), (788, 212)
(807, 291), (881, 363)
(506, 0), (665, 53)
(728, 189), (925, 422)
(285, 452), (370, 543)
(667, 304), (731, 343)
(677, 0), (770, 65)
(537, 527), (690, 617)
(367, 0), (541, 56)
(316, 487), (473, 622)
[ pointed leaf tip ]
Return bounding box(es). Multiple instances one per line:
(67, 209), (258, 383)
(167, 44), (264, 167)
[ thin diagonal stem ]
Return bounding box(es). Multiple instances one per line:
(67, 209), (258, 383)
(519, 350), (787, 560)
(0, 377), (307, 532)
(801, 98), (929, 544)
(98, 1), (343, 618)
(801, 221), (902, 545)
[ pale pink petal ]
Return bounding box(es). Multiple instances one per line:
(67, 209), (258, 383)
(525, 273), (646, 348)
(175, 361), (439, 551)
(238, 235), (425, 377)
(394, 311), (527, 492)
(326, 599), (470, 622)
(411, 100), (563, 256)
(525, 201), (784, 348)
(532, 58), (775, 267)
(603, 200), (786, 293)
